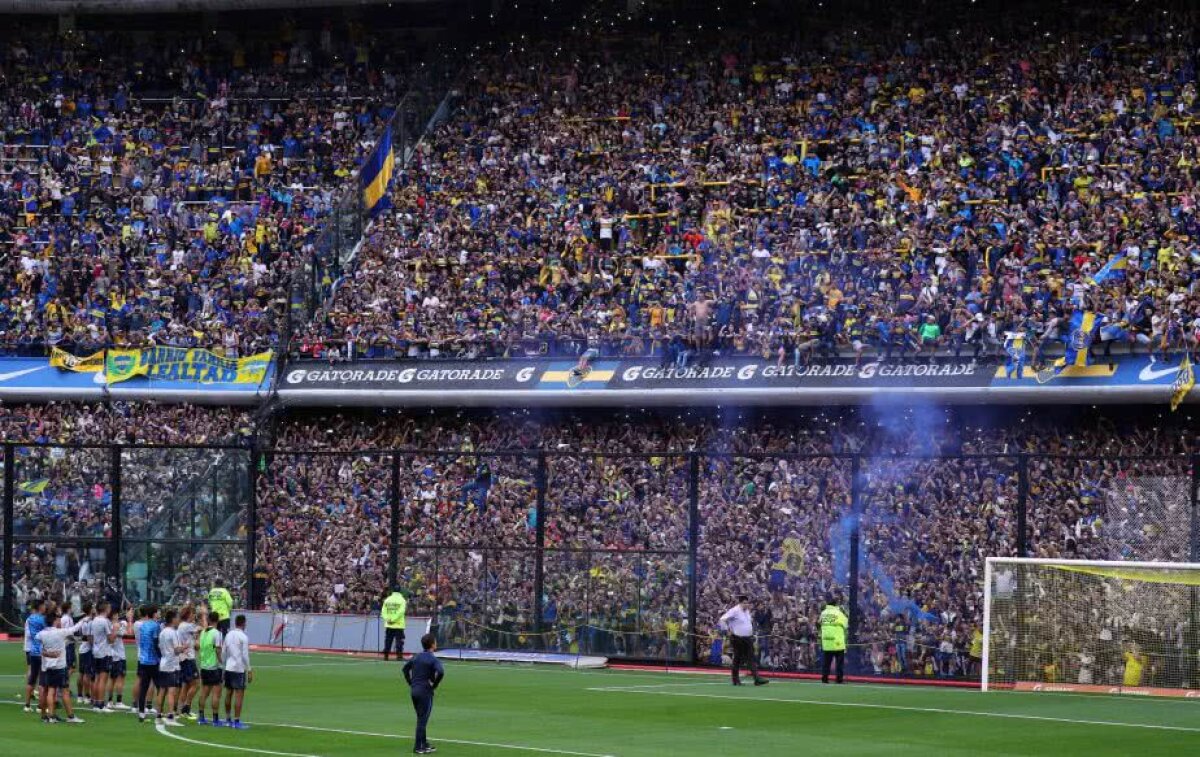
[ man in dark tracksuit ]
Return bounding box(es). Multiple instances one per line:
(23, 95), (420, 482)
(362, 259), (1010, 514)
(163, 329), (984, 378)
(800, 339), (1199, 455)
(403, 633), (445, 754)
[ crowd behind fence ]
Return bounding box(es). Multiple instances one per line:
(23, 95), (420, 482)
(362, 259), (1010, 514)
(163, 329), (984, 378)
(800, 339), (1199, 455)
(2, 443), (1197, 680)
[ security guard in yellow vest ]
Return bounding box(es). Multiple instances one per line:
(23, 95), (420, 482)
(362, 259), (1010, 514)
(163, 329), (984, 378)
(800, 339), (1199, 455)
(209, 585), (234, 634)
(382, 589), (408, 661)
(819, 593), (849, 684)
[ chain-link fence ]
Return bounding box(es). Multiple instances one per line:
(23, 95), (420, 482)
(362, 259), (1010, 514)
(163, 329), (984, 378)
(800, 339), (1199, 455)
(4, 446), (1198, 680)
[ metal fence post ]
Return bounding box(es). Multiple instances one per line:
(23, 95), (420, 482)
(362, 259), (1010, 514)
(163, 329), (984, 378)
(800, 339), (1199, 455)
(246, 441), (260, 609)
(1191, 454), (1199, 562)
(388, 454), (401, 592)
(2, 443), (13, 628)
(847, 454), (862, 656)
(1191, 454), (1199, 688)
(533, 453), (547, 647)
(109, 445), (122, 585)
(1017, 453), (1029, 557)
(687, 452), (700, 665)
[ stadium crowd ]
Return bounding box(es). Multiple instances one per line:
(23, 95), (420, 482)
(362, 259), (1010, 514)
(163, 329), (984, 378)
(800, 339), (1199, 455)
(301, 11), (1200, 366)
(5, 4), (1200, 687)
(0, 27), (408, 356)
(246, 406), (1200, 675)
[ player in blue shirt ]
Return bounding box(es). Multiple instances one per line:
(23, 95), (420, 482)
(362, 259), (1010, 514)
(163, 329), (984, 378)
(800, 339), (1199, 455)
(402, 634), (445, 755)
(23, 598), (47, 712)
(135, 605), (162, 721)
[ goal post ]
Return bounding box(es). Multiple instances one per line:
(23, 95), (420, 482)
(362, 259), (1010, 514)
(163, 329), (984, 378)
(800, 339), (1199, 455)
(982, 557), (1200, 697)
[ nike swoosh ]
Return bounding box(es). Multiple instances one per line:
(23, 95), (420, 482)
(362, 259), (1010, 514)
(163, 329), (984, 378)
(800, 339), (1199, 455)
(1138, 364), (1180, 381)
(0, 366), (45, 383)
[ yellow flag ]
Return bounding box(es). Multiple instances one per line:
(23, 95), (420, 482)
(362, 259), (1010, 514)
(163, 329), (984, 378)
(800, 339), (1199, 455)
(1171, 355), (1194, 412)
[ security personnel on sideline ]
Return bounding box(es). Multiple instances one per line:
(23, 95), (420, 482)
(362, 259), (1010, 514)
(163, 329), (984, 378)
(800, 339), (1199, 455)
(820, 593), (849, 684)
(208, 585), (234, 635)
(403, 633), (444, 754)
(382, 588), (408, 661)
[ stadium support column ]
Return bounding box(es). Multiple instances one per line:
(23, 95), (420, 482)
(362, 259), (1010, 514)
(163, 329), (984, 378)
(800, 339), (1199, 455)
(388, 454), (400, 593)
(2, 443), (13, 628)
(1017, 454), (1029, 557)
(534, 453), (547, 649)
(847, 455), (862, 666)
(109, 445), (122, 586)
(687, 453), (700, 665)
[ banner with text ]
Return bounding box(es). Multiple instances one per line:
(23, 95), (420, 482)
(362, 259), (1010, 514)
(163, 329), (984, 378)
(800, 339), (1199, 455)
(281, 355), (1191, 406)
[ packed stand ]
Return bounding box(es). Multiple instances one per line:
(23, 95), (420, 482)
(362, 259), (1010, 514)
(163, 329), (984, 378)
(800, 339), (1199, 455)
(299, 7), (1200, 366)
(258, 406), (1200, 672)
(3, 401), (252, 615)
(0, 27), (409, 356)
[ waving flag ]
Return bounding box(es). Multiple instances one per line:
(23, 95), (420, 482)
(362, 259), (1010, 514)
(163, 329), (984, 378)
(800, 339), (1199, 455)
(1037, 311), (1099, 383)
(1171, 354), (1194, 412)
(1089, 252), (1130, 286)
(361, 127), (396, 215)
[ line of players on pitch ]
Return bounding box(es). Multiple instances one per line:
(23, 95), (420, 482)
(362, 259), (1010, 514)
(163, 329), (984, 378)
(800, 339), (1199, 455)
(22, 597), (252, 728)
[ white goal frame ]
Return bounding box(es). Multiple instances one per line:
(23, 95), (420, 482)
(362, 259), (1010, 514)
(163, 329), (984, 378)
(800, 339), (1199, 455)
(981, 556), (1200, 692)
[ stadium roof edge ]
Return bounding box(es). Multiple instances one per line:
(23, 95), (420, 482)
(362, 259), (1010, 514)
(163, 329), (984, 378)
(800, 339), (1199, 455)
(0, 0), (437, 13)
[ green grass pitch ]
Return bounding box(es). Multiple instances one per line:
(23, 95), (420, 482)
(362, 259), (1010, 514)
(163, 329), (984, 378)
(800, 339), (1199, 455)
(2, 644), (1197, 756)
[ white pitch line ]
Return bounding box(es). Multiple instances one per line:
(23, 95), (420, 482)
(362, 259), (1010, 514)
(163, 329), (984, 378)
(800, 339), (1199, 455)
(154, 722), (320, 757)
(585, 687), (1200, 733)
(252, 661), (380, 669)
(250, 720), (617, 757)
(587, 681), (731, 690)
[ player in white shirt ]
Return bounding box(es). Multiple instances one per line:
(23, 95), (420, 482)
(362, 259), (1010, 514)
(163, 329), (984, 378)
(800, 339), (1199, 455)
(107, 612), (131, 710)
(36, 607), (87, 724)
(75, 603), (94, 705)
(176, 605), (201, 719)
(221, 614), (253, 729)
(155, 608), (187, 727)
(58, 606), (76, 679)
(90, 602), (116, 712)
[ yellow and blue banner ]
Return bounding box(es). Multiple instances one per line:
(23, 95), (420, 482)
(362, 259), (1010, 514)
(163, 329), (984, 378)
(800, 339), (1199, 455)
(1171, 354), (1194, 411)
(104, 347), (272, 384)
(51, 347), (271, 385)
(537, 361), (616, 389)
(50, 347), (105, 372)
(361, 127), (395, 215)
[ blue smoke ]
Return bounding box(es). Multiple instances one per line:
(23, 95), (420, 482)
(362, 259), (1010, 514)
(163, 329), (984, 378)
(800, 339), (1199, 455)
(857, 397), (949, 625)
(828, 511), (856, 587)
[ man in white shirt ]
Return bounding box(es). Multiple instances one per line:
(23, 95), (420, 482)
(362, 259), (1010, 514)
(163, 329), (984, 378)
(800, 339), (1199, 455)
(90, 603), (116, 713)
(155, 609), (187, 727)
(36, 607), (87, 724)
(76, 603), (94, 706)
(221, 614), (253, 729)
(107, 613), (130, 710)
(176, 605), (201, 720)
(718, 596), (769, 687)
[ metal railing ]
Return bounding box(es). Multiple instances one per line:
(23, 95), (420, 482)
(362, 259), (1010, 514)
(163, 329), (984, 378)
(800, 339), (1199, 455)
(3, 444), (1197, 683)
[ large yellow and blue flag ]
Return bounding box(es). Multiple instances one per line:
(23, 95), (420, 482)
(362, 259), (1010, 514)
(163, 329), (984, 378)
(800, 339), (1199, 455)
(1089, 251), (1130, 286)
(1037, 310), (1100, 383)
(18, 478), (50, 494)
(361, 127), (395, 215)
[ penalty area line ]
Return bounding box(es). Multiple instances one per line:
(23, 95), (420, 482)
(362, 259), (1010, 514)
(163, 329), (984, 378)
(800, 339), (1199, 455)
(585, 688), (1200, 733)
(154, 722), (320, 757)
(250, 719), (618, 757)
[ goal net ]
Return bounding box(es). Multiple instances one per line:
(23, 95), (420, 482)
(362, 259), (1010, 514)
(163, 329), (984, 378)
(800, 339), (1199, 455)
(982, 558), (1200, 697)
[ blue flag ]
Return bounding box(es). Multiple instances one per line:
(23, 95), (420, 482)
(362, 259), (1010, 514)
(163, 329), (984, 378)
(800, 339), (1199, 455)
(360, 128), (395, 216)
